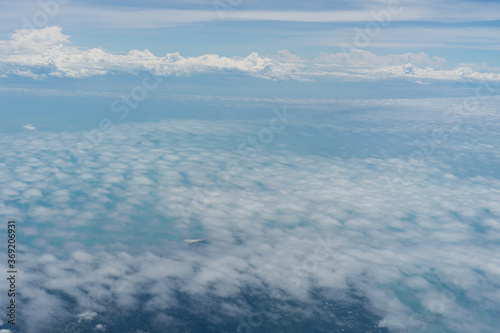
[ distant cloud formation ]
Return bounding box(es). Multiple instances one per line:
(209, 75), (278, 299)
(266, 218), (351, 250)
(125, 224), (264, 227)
(23, 124), (36, 130)
(0, 27), (499, 82)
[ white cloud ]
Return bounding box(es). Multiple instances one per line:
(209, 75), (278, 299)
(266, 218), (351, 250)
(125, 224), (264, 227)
(0, 27), (499, 83)
(33, 1), (500, 29)
(1, 0), (500, 32)
(316, 49), (447, 68)
(23, 124), (37, 130)
(77, 311), (98, 322)
(3, 26), (69, 53)
(307, 27), (500, 51)
(0, 27), (277, 79)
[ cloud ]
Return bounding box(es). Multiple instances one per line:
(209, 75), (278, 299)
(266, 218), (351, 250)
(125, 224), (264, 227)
(19, 1), (500, 29)
(2, 96), (500, 332)
(311, 51), (500, 82)
(307, 27), (500, 51)
(0, 27), (499, 83)
(23, 124), (37, 130)
(3, 26), (70, 53)
(316, 49), (447, 68)
(77, 311), (98, 322)
(0, 27), (277, 79)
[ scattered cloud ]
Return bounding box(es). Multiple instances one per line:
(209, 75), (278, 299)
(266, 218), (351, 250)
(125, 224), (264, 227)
(2, 96), (500, 332)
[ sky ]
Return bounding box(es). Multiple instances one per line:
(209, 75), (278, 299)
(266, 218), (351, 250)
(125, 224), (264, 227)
(0, 0), (500, 332)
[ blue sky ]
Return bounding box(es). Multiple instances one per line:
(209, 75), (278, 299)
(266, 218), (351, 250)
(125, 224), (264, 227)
(1, 1), (500, 333)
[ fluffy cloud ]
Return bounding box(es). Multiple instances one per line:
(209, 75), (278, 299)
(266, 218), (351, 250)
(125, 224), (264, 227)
(0, 27), (499, 83)
(77, 311), (98, 322)
(0, 26), (69, 53)
(1, 96), (500, 332)
(0, 27), (277, 80)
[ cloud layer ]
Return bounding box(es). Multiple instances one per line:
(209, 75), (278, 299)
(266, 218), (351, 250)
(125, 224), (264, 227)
(1, 96), (499, 332)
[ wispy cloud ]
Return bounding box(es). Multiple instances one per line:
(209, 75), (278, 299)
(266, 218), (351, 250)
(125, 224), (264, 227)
(305, 27), (500, 51)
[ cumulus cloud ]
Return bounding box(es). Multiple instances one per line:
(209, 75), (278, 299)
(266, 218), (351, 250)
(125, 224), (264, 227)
(0, 27), (276, 80)
(1, 96), (500, 332)
(0, 27), (499, 82)
(8, 26), (69, 53)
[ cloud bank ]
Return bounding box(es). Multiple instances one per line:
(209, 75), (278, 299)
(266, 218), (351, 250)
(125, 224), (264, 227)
(1, 27), (499, 83)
